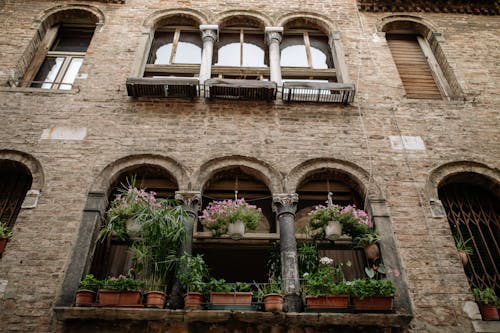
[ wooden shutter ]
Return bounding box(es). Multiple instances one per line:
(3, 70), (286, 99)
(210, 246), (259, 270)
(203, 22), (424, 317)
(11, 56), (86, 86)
(387, 34), (442, 100)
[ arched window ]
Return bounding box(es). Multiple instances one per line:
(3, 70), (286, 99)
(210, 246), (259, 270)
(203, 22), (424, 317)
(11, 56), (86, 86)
(195, 166), (275, 282)
(439, 174), (500, 293)
(280, 19), (335, 82)
(0, 160), (32, 228)
(382, 20), (461, 100)
(145, 16), (202, 78)
(90, 165), (179, 279)
(21, 9), (98, 90)
(213, 16), (269, 80)
(295, 169), (368, 280)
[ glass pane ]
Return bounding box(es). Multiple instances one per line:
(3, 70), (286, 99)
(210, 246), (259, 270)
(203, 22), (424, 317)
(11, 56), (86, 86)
(149, 32), (174, 64)
(32, 57), (64, 89)
(242, 34), (266, 67)
(51, 27), (94, 52)
(60, 58), (84, 90)
(310, 35), (333, 69)
(281, 45), (308, 67)
(214, 33), (240, 66)
(173, 32), (202, 64)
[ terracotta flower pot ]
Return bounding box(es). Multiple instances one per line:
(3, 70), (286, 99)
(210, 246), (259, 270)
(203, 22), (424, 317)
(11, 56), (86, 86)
(364, 243), (381, 261)
(184, 292), (204, 310)
(457, 250), (469, 266)
(480, 304), (499, 320)
(75, 290), (96, 306)
(352, 296), (393, 312)
(98, 290), (142, 306)
(210, 292), (253, 306)
(263, 294), (283, 312)
(305, 295), (349, 310)
(0, 238), (8, 255)
(325, 220), (342, 240)
(144, 291), (165, 308)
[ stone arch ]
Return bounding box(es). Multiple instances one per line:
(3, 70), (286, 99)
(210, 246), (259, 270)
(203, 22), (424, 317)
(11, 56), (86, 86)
(287, 158), (383, 201)
(276, 12), (337, 33)
(34, 4), (104, 27)
(91, 154), (189, 195)
(214, 10), (272, 27)
(426, 160), (500, 200)
(143, 8), (208, 29)
(0, 150), (44, 191)
(379, 14), (438, 38)
(192, 155), (283, 194)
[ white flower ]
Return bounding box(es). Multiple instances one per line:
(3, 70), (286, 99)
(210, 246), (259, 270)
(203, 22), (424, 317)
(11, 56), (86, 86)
(303, 272), (309, 277)
(319, 257), (333, 265)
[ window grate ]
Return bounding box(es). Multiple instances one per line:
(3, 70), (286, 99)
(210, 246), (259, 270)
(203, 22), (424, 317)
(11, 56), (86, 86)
(440, 183), (500, 292)
(282, 82), (355, 104)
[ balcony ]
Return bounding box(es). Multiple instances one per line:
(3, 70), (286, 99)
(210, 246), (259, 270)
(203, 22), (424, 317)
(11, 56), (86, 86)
(204, 78), (277, 101)
(282, 81), (356, 104)
(126, 77), (199, 99)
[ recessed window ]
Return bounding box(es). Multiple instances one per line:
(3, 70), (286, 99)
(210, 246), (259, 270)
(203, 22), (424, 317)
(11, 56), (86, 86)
(214, 29), (267, 67)
(31, 26), (94, 90)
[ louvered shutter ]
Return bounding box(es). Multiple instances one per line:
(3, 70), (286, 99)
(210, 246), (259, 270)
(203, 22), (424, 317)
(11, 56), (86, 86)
(387, 34), (442, 100)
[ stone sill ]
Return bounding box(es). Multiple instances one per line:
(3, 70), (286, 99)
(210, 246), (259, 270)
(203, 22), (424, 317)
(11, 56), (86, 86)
(0, 87), (78, 95)
(53, 307), (412, 328)
(472, 320), (500, 333)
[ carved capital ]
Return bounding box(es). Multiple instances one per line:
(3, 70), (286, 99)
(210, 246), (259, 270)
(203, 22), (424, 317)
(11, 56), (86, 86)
(200, 25), (218, 43)
(272, 193), (298, 217)
(265, 27), (283, 45)
(175, 191), (202, 215)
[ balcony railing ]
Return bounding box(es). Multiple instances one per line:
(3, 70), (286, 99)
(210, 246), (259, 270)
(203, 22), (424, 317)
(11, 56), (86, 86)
(282, 81), (356, 104)
(126, 77), (199, 99)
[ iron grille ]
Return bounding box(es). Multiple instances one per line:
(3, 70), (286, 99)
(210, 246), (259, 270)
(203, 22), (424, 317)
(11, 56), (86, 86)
(0, 160), (32, 227)
(204, 78), (277, 101)
(282, 81), (355, 104)
(126, 77), (199, 98)
(439, 183), (500, 293)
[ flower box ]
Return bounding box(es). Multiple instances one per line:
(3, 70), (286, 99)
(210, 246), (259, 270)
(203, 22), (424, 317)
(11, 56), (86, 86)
(98, 290), (143, 307)
(209, 291), (254, 310)
(304, 295), (350, 312)
(352, 296), (394, 312)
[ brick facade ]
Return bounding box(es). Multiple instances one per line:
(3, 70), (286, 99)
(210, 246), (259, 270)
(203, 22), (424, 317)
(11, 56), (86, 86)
(0, 0), (498, 332)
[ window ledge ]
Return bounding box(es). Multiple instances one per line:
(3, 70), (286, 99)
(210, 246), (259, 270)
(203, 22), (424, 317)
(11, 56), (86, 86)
(472, 320), (500, 333)
(0, 86), (78, 95)
(53, 307), (412, 329)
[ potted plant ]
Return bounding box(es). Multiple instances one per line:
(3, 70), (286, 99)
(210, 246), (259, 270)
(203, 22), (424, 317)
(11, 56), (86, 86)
(303, 257), (351, 312)
(472, 287), (499, 320)
(454, 236), (473, 266)
(309, 204), (373, 241)
(256, 276), (284, 312)
(177, 253), (210, 310)
(207, 279), (254, 310)
(75, 274), (100, 306)
(98, 275), (145, 307)
(200, 199), (261, 239)
(349, 265), (396, 312)
(0, 223), (13, 256)
(353, 232), (382, 262)
(143, 276), (166, 308)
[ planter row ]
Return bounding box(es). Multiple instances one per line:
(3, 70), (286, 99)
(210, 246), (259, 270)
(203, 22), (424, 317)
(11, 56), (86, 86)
(305, 295), (394, 313)
(76, 290), (165, 308)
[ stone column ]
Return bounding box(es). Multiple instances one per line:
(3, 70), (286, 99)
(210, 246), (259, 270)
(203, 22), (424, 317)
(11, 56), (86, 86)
(328, 32), (350, 83)
(265, 27), (283, 85)
(56, 192), (107, 306)
(170, 191), (202, 309)
(199, 25), (218, 84)
(272, 193), (301, 312)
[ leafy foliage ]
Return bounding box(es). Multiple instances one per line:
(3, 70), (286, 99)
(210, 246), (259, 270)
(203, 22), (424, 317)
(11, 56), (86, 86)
(302, 257), (351, 296)
(78, 274), (100, 291)
(349, 279), (395, 299)
(454, 236), (473, 255)
(472, 287), (499, 306)
(0, 223), (13, 239)
(177, 253), (210, 293)
(101, 275), (145, 292)
(297, 241), (319, 277)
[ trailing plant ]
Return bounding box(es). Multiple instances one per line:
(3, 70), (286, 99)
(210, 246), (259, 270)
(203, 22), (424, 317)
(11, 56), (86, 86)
(101, 275), (145, 292)
(177, 253), (210, 293)
(454, 236), (473, 255)
(472, 287), (499, 306)
(78, 274), (100, 292)
(0, 223), (13, 239)
(353, 232), (382, 248)
(199, 199), (262, 237)
(309, 204), (373, 240)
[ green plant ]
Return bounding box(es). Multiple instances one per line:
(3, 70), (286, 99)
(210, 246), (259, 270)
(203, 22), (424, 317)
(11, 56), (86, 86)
(454, 236), (473, 255)
(199, 199), (262, 237)
(297, 241), (319, 277)
(472, 288), (499, 306)
(349, 278), (396, 299)
(78, 274), (100, 292)
(302, 257), (351, 296)
(254, 277), (282, 302)
(309, 204), (373, 240)
(177, 253), (210, 293)
(266, 241), (281, 279)
(353, 232), (382, 248)
(101, 275), (145, 291)
(207, 278), (251, 293)
(0, 223), (13, 239)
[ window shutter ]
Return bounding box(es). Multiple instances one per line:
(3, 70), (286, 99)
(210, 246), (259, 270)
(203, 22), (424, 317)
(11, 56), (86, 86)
(387, 34), (442, 100)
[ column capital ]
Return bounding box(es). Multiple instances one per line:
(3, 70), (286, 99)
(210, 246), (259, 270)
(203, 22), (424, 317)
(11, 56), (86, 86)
(175, 191), (202, 215)
(272, 193), (298, 217)
(265, 27), (283, 45)
(200, 25), (218, 42)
